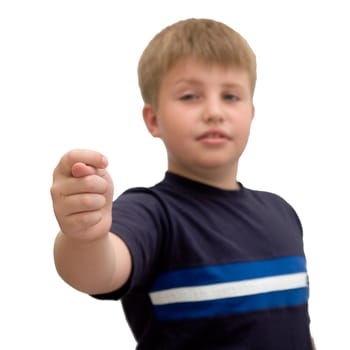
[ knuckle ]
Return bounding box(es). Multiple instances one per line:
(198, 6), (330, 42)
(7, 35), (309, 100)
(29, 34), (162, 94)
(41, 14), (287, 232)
(82, 175), (98, 192)
(76, 210), (101, 229)
(64, 149), (84, 167)
(79, 194), (105, 210)
(82, 175), (107, 193)
(50, 182), (64, 204)
(50, 183), (57, 198)
(63, 150), (76, 165)
(79, 194), (94, 208)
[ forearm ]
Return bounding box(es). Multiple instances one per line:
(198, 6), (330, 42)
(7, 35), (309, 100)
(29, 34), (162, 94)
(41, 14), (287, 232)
(54, 231), (130, 295)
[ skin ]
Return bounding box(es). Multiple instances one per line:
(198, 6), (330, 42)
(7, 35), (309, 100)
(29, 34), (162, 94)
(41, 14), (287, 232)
(52, 150), (132, 294)
(143, 59), (255, 190)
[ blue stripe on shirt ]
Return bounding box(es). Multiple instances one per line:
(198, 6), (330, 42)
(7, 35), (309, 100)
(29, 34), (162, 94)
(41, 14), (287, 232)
(150, 256), (307, 291)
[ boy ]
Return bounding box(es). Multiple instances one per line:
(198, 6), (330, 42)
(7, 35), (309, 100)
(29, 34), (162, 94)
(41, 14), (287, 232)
(51, 18), (315, 349)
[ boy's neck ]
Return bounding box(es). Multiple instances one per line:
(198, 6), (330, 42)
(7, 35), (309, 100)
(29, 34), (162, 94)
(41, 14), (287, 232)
(167, 166), (240, 190)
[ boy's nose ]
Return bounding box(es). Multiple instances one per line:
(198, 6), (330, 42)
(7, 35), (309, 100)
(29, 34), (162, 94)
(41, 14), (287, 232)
(202, 98), (224, 123)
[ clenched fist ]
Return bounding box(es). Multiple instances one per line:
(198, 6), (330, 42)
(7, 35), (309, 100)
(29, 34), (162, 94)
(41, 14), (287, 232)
(50, 149), (114, 241)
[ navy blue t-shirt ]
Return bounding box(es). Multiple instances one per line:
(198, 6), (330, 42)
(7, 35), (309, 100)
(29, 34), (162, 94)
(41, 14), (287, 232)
(94, 172), (312, 349)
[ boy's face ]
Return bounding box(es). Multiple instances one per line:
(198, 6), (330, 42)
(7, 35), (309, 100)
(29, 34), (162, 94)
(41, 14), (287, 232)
(143, 58), (254, 188)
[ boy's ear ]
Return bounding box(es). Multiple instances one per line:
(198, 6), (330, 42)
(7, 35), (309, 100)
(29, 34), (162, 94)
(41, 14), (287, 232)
(142, 103), (161, 138)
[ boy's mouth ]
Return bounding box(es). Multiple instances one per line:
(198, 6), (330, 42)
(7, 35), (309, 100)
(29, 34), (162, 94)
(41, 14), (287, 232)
(197, 129), (230, 141)
(196, 129), (230, 146)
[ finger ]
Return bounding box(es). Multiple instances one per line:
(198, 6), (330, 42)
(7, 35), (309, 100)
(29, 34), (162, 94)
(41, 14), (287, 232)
(62, 193), (107, 215)
(60, 210), (104, 236)
(55, 149), (108, 177)
(54, 174), (109, 196)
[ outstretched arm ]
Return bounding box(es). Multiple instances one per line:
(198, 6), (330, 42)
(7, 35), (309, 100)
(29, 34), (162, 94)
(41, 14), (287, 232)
(51, 149), (132, 294)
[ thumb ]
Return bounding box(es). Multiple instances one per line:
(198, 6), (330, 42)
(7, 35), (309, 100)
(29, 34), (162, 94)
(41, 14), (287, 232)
(71, 162), (98, 178)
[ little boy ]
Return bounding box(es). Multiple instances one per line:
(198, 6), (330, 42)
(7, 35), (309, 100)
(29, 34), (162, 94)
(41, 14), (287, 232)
(51, 18), (315, 349)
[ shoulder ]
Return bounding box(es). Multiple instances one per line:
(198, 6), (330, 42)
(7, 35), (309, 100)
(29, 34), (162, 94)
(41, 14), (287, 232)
(112, 184), (172, 224)
(113, 175), (184, 211)
(244, 186), (295, 208)
(114, 184), (165, 205)
(243, 186), (303, 228)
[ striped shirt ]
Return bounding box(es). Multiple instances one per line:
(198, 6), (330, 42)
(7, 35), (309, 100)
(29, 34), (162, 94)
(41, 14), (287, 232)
(93, 172), (312, 349)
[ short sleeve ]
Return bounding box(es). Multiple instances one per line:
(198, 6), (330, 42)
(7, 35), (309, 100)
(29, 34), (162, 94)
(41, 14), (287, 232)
(92, 188), (167, 300)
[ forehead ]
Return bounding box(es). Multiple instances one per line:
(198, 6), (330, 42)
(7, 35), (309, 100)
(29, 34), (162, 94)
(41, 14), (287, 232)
(161, 58), (251, 90)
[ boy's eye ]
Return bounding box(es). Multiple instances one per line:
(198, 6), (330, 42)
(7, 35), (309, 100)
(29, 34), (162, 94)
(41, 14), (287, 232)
(223, 94), (239, 101)
(180, 94), (197, 101)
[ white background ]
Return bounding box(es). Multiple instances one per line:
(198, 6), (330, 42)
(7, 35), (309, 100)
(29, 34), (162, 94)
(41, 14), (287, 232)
(1, 1), (349, 349)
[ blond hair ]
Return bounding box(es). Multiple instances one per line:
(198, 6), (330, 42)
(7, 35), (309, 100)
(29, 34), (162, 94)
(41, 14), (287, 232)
(138, 18), (257, 106)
